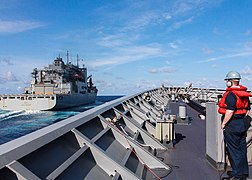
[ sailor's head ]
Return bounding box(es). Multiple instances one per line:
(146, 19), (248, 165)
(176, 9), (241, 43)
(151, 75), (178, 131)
(224, 71), (241, 87)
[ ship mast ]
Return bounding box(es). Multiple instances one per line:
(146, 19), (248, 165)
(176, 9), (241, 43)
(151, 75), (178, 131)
(77, 54), (79, 67)
(66, 51), (69, 64)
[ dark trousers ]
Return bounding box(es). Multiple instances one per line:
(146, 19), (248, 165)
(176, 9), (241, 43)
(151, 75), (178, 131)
(224, 119), (248, 178)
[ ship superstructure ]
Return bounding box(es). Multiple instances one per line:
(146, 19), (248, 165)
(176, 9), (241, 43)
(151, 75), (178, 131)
(0, 54), (98, 111)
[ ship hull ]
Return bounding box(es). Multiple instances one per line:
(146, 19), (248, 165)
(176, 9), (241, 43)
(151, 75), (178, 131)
(0, 92), (97, 111)
(53, 92), (97, 110)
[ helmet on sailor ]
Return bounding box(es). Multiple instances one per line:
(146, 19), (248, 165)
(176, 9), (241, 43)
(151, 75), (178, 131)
(224, 71), (241, 80)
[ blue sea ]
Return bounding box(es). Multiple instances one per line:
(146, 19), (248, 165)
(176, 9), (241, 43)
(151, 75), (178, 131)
(0, 96), (122, 145)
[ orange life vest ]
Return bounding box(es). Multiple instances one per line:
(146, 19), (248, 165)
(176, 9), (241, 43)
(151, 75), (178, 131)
(218, 85), (252, 115)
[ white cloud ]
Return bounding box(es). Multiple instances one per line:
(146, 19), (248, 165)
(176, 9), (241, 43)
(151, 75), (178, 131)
(17, 86), (23, 92)
(163, 13), (172, 20)
(165, 0), (222, 32)
(211, 64), (218, 68)
(173, 16), (194, 29)
(241, 66), (252, 75)
(148, 68), (158, 74)
(197, 52), (252, 63)
(105, 0), (222, 34)
(135, 80), (157, 91)
(94, 79), (113, 93)
(96, 34), (131, 47)
(169, 43), (178, 49)
(0, 20), (44, 33)
(243, 77), (252, 82)
(244, 41), (252, 49)
(172, 0), (222, 16)
(160, 67), (177, 73)
(213, 27), (225, 35)
(0, 57), (14, 65)
(85, 0), (223, 74)
(172, 1), (195, 15)
(148, 66), (177, 74)
(87, 45), (163, 69)
(244, 30), (252, 36)
(0, 71), (18, 83)
(123, 12), (159, 31)
(6, 71), (18, 81)
(202, 47), (214, 54)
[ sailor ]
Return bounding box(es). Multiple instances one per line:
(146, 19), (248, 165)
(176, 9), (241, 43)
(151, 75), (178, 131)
(218, 71), (251, 180)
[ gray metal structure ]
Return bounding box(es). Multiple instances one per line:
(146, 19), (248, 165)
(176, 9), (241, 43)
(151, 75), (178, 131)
(0, 86), (252, 180)
(206, 102), (225, 170)
(0, 56), (98, 111)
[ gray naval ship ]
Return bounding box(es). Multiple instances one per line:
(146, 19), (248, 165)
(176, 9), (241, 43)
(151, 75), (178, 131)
(0, 86), (251, 179)
(0, 55), (98, 111)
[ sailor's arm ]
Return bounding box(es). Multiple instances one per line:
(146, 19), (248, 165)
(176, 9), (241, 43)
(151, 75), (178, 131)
(246, 98), (251, 117)
(221, 92), (236, 129)
(246, 110), (250, 117)
(221, 109), (234, 129)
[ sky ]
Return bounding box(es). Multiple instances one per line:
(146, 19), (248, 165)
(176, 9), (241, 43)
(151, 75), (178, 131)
(0, 0), (252, 95)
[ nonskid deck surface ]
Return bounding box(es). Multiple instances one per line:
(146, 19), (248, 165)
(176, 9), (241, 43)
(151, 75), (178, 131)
(158, 102), (252, 180)
(0, 87), (251, 180)
(160, 103), (223, 180)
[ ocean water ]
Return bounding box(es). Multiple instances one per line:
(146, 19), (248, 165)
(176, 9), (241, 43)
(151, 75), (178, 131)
(0, 96), (122, 145)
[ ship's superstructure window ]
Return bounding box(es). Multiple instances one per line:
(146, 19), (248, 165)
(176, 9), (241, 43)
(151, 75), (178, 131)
(44, 80), (51, 84)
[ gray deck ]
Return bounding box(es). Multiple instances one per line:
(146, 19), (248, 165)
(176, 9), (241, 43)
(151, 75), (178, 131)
(159, 103), (252, 180)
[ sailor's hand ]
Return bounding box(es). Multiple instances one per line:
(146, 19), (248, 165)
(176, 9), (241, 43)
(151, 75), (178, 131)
(221, 123), (225, 129)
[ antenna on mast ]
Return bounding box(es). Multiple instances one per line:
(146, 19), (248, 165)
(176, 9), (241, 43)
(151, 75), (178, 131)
(77, 54), (79, 67)
(66, 51), (69, 64)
